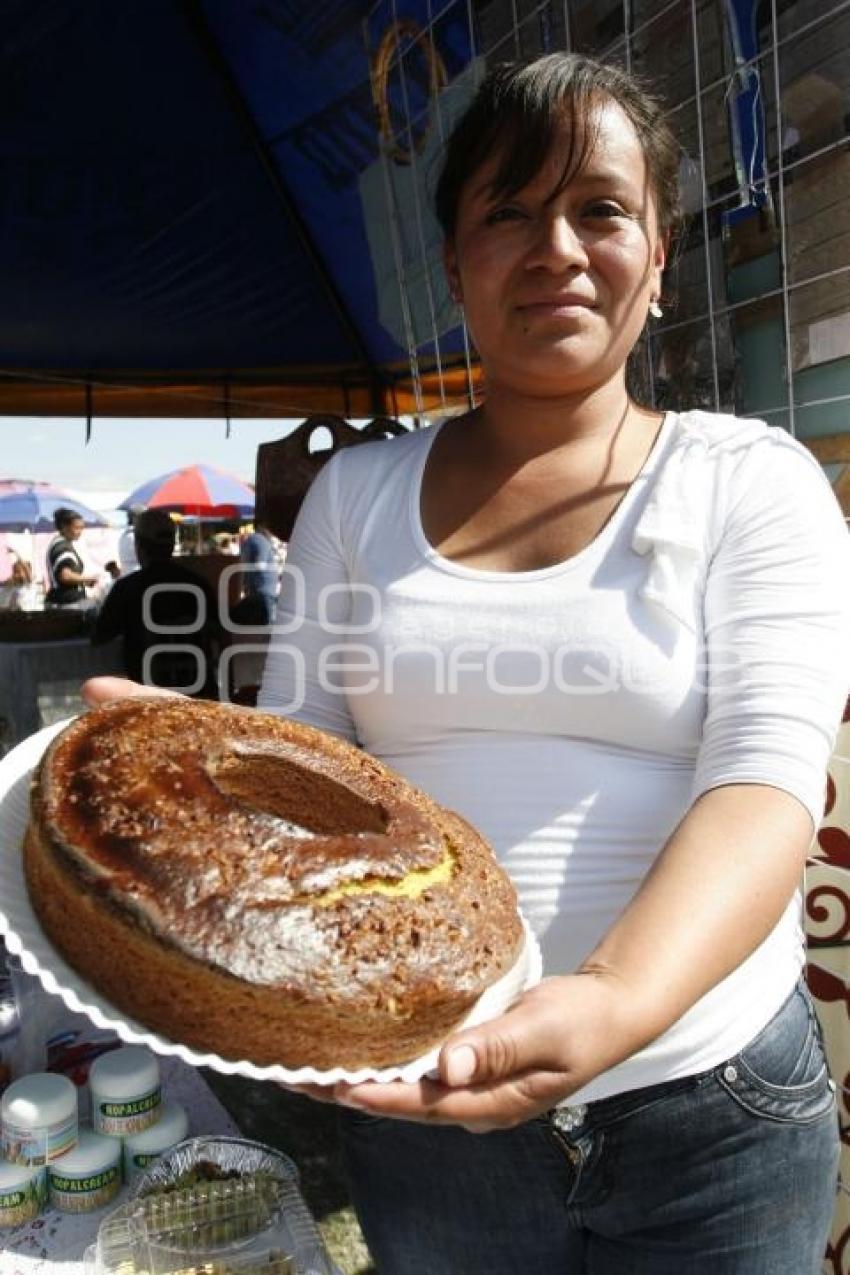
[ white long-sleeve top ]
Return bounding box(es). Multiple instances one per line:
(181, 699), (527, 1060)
(259, 410), (850, 1103)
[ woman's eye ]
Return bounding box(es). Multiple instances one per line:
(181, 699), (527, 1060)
(484, 205), (526, 225)
(584, 201), (629, 220)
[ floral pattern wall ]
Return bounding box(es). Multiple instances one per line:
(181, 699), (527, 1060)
(810, 698), (850, 1273)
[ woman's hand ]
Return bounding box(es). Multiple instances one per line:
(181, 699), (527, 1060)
(82, 677), (180, 707)
(323, 972), (645, 1133)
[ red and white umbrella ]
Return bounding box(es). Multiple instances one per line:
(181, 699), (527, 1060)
(119, 464), (254, 518)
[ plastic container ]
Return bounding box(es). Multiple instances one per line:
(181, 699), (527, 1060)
(89, 1046), (161, 1136)
(122, 1101), (189, 1183)
(85, 1136), (340, 1274)
(0, 948), (20, 1095)
(5, 954), (53, 1086)
(0, 1157), (46, 1227)
(0, 1071), (77, 1164)
(48, 1128), (122, 1213)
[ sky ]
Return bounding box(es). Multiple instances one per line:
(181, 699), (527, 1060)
(1, 415), (304, 516)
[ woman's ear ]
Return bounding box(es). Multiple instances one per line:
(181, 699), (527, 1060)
(651, 230), (668, 301)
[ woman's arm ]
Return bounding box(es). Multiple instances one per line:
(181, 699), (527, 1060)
(58, 563), (97, 587)
(575, 781), (813, 1054)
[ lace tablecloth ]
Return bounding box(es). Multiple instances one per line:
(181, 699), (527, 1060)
(1, 1057), (241, 1273)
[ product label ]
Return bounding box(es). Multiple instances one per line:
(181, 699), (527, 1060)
(49, 1166), (119, 1194)
(93, 1085), (161, 1135)
(1, 1112), (77, 1165)
(123, 1146), (170, 1181)
(0, 1168), (47, 1225)
(48, 1164), (120, 1213)
(0, 1188), (40, 1225)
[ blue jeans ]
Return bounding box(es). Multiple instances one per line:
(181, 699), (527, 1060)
(338, 982), (840, 1273)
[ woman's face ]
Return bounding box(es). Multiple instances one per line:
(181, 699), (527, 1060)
(63, 518), (85, 541)
(444, 99), (666, 399)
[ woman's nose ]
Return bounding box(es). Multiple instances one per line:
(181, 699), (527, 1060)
(528, 213), (589, 271)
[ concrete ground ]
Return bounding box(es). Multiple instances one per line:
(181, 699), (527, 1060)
(203, 1069), (376, 1275)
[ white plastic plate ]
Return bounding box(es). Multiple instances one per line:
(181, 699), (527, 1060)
(0, 719), (542, 1085)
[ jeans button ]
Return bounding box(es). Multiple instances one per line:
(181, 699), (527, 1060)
(552, 1104), (588, 1135)
(723, 1065), (738, 1083)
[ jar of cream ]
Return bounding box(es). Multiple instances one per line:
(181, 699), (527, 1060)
(0, 1158), (46, 1226)
(0, 1072), (77, 1165)
(89, 1046), (161, 1137)
(48, 1128), (122, 1213)
(122, 1101), (189, 1183)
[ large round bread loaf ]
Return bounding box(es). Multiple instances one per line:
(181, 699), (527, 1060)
(24, 698), (524, 1069)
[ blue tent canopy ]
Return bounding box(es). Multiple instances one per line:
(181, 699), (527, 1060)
(0, 0), (475, 420)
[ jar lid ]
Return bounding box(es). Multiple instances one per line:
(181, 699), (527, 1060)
(89, 1046), (159, 1097)
(1, 1073), (76, 1127)
(49, 1129), (121, 1176)
(124, 1102), (188, 1154)
(0, 1156), (39, 1189)
(0, 975), (19, 1040)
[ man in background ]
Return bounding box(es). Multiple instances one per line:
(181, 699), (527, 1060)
(92, 509), (219, 696)
(237, 521), (279, 625)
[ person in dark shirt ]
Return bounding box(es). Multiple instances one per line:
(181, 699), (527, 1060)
(45, 508), (99, 606)
(92, 509), (220, 696)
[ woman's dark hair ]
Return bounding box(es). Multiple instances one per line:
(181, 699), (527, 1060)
(435, 53), (682, 243)
(54, 506), (81, 532)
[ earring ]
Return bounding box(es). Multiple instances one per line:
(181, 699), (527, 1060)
(648, 298), (663, 319)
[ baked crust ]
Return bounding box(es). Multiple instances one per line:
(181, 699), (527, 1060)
(24, 698), (523, 1069)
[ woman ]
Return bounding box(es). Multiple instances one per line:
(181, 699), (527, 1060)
(88, 54), (848, 1274)
(45, 506), (98, 606)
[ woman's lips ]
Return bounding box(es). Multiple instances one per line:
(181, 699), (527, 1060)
(517, 299), (596, 318)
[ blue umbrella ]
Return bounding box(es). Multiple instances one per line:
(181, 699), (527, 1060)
(0, 487), (107, 533)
